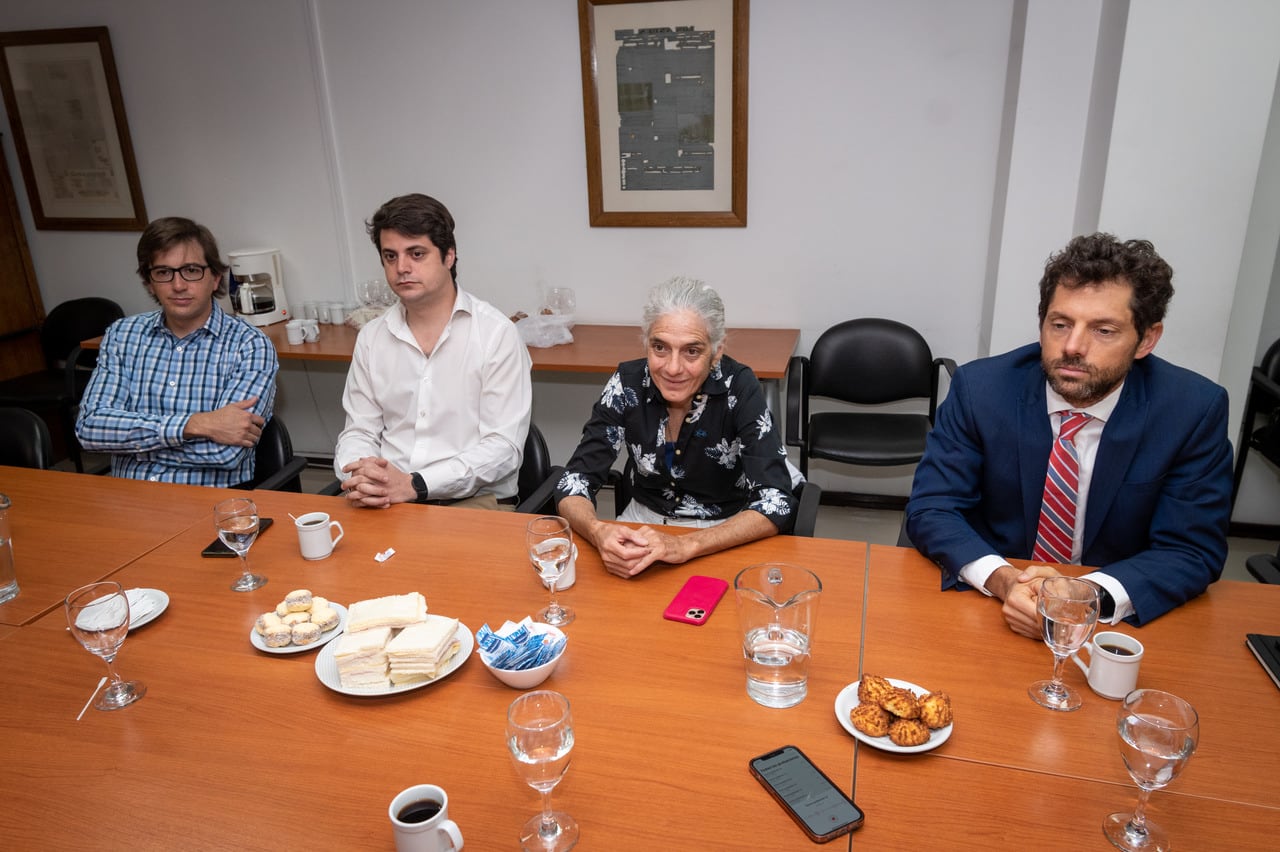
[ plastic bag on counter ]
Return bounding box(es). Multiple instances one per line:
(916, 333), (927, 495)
(515, 313), (575, 348)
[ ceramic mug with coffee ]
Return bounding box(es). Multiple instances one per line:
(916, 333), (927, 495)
(294, 512), (344, 560)
(388, 784), (463, 852)
(1071, 630), (1144, 699)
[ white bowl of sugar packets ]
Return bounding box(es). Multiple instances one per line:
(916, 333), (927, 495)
(477, 619), (567, 689)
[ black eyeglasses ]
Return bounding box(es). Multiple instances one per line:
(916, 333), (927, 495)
(149, 264), (210, 283)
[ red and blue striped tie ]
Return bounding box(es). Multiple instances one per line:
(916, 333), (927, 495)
(1032, 411), (1091, 564)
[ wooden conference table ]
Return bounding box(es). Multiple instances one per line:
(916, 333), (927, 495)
(0, 470), (1277, 849)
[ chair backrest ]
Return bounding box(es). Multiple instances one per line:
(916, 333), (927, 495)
(808, 318), (935, 405)
(251, 417), (304, 492)
(518, 423), (552, 504)
(40, 298), (125, 367)
(0, 407), (53, 469)
(1260, 337), (1280, 382)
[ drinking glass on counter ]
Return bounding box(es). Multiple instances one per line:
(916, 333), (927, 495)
(527, 516), (575, 626)
(507, 690), (579, 851)
(1028, 576), (1100, 711)
(1103, 689), (1199, 851)
(65, 581), (146, 711)
(214, 497), (266, 591)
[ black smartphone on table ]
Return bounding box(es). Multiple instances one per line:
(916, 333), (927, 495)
(202, 517), (273, 557)
(749, 745), (864, 843)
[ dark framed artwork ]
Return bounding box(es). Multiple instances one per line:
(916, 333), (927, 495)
(578, 0), (748, 227)
(0, 26), (147, 230)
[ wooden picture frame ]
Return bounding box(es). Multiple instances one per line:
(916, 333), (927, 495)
(0, 27), (147, 231)
(578, 0), (748, 227)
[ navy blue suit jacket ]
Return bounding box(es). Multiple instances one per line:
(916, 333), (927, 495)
(905, 343), (1233, 625)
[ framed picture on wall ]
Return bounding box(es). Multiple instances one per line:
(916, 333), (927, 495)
(578, 0), (748, 227)
(0, 26), (147, 231)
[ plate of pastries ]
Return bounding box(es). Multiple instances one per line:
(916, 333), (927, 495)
(834, 674), (954, 753)
(249, 589), (346, 654)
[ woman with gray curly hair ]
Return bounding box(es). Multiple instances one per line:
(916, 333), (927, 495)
(553, 276), (796, 578)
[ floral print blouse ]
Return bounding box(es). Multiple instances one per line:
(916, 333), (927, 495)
(554, 355), (796, 531)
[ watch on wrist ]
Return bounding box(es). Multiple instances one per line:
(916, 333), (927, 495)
(410, 472), (430, 503)
(1082, 578), (1116, 620)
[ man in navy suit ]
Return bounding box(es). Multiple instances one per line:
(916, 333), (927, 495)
(905, 233), (1233, 637)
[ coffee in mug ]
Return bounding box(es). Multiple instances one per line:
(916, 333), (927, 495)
(389, 784), (463, 852)
(1071, 630), (1144, 700)
(294, 512), (344, 560)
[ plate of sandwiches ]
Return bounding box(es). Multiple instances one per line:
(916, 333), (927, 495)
(313, 592), (474, 696)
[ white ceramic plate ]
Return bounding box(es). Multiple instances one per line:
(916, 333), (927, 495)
(314, 620), (474, 696)
(834, 678), (953, 754)
(126, 588), (169, 630)
(249, 603), (348, 655)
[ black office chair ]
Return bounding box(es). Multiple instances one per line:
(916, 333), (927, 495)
(0, 297), (124, 472)
(242, 417), (308, 492)
(0, 406), (54, 469)
(605, 455), (822, 537)
(1245, 547), (1280, 584)
(786, 318), (955, 509)
(1230, 337), (1280, 537)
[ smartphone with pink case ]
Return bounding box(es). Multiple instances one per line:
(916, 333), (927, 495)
(663, 575), (730, 625)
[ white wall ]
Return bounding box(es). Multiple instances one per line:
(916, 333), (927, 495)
(2, 0), (1278, 514)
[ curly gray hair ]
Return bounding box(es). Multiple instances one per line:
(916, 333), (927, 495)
(641, 276), (726, 351)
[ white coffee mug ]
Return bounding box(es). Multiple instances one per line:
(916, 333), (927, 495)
(301, 319), (320, 342)
(317, 302), (332, 324)
(534, 543), (577, 590)
(1072, 630), (1144, 699)
(302, 301), (319, 320)
(389, 784), (463, 852)
(285, 320), (305, 345)
(295, 512), (344, 560)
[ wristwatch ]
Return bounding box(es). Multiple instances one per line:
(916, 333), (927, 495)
(1081, 578), (1117, 620)
(409, 472), (430, 503)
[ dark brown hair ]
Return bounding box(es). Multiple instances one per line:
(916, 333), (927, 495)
(135, 217), (228, 298)
(1038, 232), (1173, 339)
(366, 193), (458, 282)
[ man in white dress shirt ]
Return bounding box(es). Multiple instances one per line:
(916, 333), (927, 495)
(334, 194), (532, 510)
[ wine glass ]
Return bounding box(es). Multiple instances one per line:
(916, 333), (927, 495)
(65, 581), (147, 711)
(542, 287), (577, 318)
(1104, 689), (1199, 851)
(527, 516), (574, 626)
(507, 690), (579, 851)
(1028, 576), (1099, 711)
(214, 497), (266, 591)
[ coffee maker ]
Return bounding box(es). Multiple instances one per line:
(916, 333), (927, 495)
(227, 248), (290, 326)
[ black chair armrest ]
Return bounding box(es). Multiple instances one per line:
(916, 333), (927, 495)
(785, 355), (808, 448)
(254, 456), (309, 493)
(1246, 552), (1280, 584)
(317, 477), (344, 497)
(935, 357), (957, 377)
(516, 466), (564, 515)
(790, 480), (821, 537)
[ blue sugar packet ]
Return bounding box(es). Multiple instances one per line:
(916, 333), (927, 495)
(479, 617), (566, 671)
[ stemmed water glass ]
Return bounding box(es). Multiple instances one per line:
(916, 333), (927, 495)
(527, 516), (574, 626)
(65, 581), (147, 711)
(1028, 575), (1100, 711)
(507, 690), (579, 851)
(1104, 689), (1199, 852)
(214, 497), (266, 591)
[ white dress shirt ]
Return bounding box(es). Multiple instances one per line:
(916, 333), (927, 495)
(959, 381), (1134, 623)
(334, 287), (532, 500)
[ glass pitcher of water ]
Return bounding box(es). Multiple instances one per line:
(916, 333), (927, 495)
(734, 563), (822, 708)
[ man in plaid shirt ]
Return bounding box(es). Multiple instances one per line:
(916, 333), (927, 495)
(76, 217), (278, 486)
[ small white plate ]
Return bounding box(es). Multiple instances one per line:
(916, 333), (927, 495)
(249, 603), (348, 655)
(314, 620), (474, 696)
(834, 677), (953, 754)
(126, 588), (169, 630)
